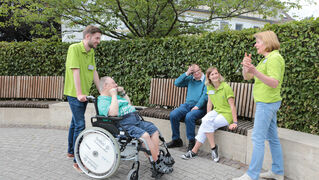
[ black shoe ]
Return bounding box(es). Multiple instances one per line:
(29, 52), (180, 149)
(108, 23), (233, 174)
(166, 138), (183, 148)
(187, 139), (195, 151)
(159, 151), (175, 167)
(155, 160), (173, 174)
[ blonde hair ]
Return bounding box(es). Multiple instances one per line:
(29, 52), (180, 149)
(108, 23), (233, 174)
(254, 31), (280, 52)
(205, 67), (224, 86)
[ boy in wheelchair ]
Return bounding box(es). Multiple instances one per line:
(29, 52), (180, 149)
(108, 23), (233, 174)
(97, 76), (174, 175)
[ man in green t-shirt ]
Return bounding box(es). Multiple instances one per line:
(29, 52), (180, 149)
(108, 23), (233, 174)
(63, 25), (102, 172)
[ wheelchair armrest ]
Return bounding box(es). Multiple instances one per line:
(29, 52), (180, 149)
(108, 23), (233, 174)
(94, 115), (124, 121)
(135, 107), (144, 111)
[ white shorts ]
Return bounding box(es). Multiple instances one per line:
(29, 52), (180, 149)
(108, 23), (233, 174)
(195, 110), (229, 143)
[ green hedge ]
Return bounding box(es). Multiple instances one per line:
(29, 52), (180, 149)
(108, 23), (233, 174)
(0, 19), (318, 135)
(0, 39), (68, 76)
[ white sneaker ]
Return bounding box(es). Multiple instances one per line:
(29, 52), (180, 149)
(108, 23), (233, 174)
(260, 170), (284, 180)
(181, 150), (197, 160)
(211, 145), (219, 162)
(233, 173), (252, 180)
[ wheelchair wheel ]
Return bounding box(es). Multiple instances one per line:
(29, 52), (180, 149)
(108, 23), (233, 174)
(127, 169), (138, 180)
(75, 127), (121, 179)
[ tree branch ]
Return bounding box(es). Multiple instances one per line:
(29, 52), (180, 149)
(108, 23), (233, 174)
(133, 0), (146, 36)
(178, 1), (265, 25)
(147, 0), (171, 36)
(115, 0), (141, 37)
(164, 0), (179, 36)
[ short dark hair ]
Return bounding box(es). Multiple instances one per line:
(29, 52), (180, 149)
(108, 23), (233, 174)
(83, 25), (102, 39)
(190, 64), (201, 70)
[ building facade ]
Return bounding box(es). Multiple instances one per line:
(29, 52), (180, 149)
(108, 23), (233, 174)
(62, 9), (293, 42)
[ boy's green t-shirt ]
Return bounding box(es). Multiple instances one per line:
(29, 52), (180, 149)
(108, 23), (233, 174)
(63, 41), (96, 97)
(97, 95), (136, 117)
(207, 82), (234, 124)
(253, 50), (285, 103)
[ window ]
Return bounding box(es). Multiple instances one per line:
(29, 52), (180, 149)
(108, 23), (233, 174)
(235, 24), (243, 30)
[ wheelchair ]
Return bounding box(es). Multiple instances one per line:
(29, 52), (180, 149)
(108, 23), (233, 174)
(74, 96), (175, 180)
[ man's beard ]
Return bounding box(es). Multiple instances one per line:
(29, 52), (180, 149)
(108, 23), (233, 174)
(88, 41), (95, 49)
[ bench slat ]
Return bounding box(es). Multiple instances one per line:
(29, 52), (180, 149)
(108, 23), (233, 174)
(229, 82), (255, 119)
(0, 76), (64, 99)
(149, 78), (187, 107)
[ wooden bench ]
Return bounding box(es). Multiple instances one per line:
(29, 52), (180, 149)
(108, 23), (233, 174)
(0, 76), (64, 108)
(139, 78), (256, 135)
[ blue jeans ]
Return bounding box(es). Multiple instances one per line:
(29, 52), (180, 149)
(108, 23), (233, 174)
(247, 101), (284, 180)
(67, 96), (88, 160)
(170, 103), (206, 140)
(119, 112), (158, 139)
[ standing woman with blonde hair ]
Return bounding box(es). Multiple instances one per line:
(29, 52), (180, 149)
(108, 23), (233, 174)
(181, 67), (238, 162)
(233, 31), (285, 180)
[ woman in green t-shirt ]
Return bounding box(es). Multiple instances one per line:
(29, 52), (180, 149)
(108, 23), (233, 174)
(181, 67), (238, 162)
(234, 31), (285, 180)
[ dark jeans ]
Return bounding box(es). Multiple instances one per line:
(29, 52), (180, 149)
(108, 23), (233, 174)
(170, 103), (206, 141)
(66, 96), (88, 161)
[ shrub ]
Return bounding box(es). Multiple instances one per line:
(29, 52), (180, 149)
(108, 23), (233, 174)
(1, 19), (318, 135)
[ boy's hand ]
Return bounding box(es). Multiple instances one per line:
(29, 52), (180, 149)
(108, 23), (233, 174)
(117, 86), (124, 93)
(109, 88), (118, 96)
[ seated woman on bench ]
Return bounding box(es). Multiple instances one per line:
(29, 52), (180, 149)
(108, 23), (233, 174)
(181, 67), (238, 162)
(97, 76), (173, 174)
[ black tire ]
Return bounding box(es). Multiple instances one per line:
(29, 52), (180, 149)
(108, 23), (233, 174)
(127, 169), (138, 180)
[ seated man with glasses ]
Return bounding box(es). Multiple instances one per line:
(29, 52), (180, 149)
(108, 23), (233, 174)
(167, 64), (208, 151)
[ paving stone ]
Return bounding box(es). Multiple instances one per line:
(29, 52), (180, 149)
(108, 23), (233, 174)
(0, 127), (251, 180)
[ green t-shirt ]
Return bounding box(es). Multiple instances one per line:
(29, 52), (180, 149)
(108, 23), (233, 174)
(253, 50), (285, 103)
(97, 95), (136, 117)
(207, 82), (234, 124)
(63, 41), (96, 97)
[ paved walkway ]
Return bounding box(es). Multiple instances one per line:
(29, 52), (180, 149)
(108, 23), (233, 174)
(0, 126), (247, 180)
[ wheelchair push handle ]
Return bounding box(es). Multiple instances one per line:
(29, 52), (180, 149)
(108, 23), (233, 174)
(86, 95), (95, 102)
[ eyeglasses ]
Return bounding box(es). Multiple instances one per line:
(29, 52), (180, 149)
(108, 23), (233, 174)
(192, 69), (201, 74)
